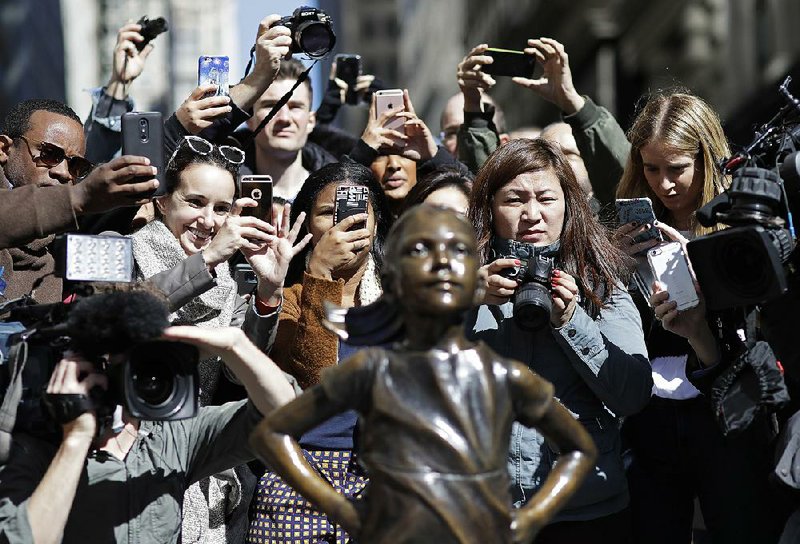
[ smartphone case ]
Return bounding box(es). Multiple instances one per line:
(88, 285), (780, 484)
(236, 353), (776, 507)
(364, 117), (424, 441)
(334, 185), (369, 224)
(198, 56), (230, 96)
(616, 197), (661, 244)
(647, 241), (699, 311)
(121, 111), (165, 197)
(335, 54), (362, 104)
(375, 89), (405, 142)
(239, 175), (273, 223)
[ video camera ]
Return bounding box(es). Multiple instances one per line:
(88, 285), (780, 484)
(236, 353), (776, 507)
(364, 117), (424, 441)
(0, 234), (199, 441)
(687, 76), (800, 311)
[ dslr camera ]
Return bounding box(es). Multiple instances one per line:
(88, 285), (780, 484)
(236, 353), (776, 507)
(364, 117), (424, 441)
(136, 15), (168, 51)
(491, 238), (554, 331)
(271, 6), (336, 59)
(687, 76), (800, 311)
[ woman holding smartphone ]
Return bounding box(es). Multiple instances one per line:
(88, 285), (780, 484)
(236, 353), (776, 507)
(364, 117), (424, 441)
(468, 138), (652, 543)
(613, 91), (781, 543)
(247, 161), (391, 544)
(130, 135), (309, 543)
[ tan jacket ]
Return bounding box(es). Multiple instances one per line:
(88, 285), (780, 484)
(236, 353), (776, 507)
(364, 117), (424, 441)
(271, 272), (345, 389)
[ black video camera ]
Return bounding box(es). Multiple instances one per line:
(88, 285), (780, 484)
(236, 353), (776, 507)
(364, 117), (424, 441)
(0, 291), (199, 437)
(687, 76), (800, 311)
(491, 238), (554, 331)
(271, 6), (336, 59)
(136, 16), (168, 51)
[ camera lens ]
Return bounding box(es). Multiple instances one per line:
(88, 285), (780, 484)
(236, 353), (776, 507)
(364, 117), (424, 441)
(130, 359), (174, 407)
(514, 283), (552, 331)
(297, 22), (335, 57)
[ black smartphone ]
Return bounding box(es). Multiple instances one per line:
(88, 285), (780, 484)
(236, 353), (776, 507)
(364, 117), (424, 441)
(121, 111), (165, 197)
(239, 175), (273, 224)
(335, 54), (362, 105)
(482, 48), (535, 78)
(334, 185), (369, 226)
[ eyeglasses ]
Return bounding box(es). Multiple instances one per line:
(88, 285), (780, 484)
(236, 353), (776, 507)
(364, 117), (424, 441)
(167, 135), (245, 168)
(17, 136), (94, 179)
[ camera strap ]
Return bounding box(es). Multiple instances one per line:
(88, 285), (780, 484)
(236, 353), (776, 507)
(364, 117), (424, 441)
(0, 340), (29, 463)
(238, 60), (318, 148)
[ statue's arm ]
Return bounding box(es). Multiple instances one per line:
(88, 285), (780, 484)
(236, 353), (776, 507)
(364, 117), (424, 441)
(508, 363), (598, 543)
(249, 351), (373, 536)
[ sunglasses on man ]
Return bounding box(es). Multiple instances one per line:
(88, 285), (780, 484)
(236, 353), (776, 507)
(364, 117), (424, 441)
(17, 135), (94, 179)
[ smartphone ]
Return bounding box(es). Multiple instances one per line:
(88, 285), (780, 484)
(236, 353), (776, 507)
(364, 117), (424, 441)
(233, 263), (258, 297)
(647, 242), (699, 311)
(482, 48), (535, 78)
(374, 89), (405, 145)
(198, 55), (230, 97)
(335, 54), (362, 105)
(121, 111), (165, 197)
(239, 175), (273, 224)
(615, 197), (662, 245)
(334, 185), (369, 226)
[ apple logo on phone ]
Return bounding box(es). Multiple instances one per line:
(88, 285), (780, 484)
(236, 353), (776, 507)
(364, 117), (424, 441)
(251, 188), (262, 200)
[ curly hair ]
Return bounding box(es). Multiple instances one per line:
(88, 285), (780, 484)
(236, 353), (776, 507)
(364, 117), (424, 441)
(2, 98), (81, 138)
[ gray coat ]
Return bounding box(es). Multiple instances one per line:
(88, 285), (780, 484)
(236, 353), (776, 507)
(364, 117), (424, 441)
(469, 284), (652, 522)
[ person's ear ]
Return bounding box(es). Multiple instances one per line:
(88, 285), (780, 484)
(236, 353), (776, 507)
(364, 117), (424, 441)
(498, 133), (510, 146)
(154, 195), (168, 216)
(306, 110), (316, 135)
(0, 135), (13, 166)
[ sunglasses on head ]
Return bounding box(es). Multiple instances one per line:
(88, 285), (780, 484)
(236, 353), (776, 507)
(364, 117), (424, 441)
(167, 135), (245, 168)
(17, 136), (94, 179)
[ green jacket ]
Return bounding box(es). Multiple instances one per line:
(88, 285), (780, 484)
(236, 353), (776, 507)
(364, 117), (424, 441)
(457, 97), (631, 208)
(0, 400), (261, 544)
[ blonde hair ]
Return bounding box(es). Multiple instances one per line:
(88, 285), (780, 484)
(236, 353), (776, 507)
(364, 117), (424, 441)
(615, 91), (730, 236)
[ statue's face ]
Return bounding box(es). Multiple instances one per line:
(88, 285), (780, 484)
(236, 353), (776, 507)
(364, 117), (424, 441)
(391, 209), (479, 316)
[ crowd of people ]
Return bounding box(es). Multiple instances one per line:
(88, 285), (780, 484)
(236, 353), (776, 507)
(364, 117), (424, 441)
(0, 10), (799, 544)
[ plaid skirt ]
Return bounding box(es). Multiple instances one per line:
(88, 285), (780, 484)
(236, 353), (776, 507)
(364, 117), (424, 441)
(247, 449), (367, 544)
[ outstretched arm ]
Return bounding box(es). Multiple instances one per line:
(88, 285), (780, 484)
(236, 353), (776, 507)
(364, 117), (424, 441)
(508, 363), (597, 543)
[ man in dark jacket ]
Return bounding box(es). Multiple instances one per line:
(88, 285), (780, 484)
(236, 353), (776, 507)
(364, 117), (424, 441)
(0, 99), (156, 302)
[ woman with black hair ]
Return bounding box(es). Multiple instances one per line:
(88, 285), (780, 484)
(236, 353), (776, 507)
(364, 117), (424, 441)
(403, 167), (473, 215)
(247, 161), (391, 543)
(467, 138), (652, 543)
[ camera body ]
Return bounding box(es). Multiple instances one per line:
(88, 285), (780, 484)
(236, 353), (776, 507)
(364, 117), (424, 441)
(136, 16), (168, 51)
(491, 238), (554, 331)
(271, 6), (336, 59)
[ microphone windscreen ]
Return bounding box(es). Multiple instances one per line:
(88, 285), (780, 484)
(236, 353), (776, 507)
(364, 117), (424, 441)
(67, 291), (170, 357)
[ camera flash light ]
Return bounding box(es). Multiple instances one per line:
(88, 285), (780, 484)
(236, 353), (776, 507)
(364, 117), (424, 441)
(58, 234), (135, 283)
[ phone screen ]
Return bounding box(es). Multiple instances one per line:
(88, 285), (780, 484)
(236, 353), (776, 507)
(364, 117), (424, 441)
(239, 175), (273, 224)
(198, 56), (230, 96)
(482, 48), (535, 78)
(647, 242), (699, 311)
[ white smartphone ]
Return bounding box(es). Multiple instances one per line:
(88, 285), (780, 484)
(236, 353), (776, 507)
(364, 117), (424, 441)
(615, 197), (661, 245)
(647, 242), (699, 311)
(374, 89), (405, 145)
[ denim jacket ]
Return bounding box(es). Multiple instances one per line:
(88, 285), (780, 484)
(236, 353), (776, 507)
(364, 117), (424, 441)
(469, 283), (652, 522)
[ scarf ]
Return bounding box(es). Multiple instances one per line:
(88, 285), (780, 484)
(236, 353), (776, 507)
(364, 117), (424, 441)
(131, 219), (238, 404)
